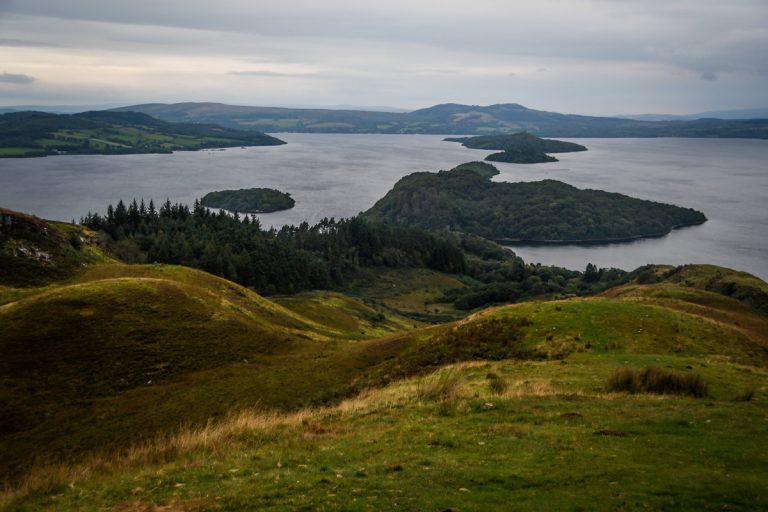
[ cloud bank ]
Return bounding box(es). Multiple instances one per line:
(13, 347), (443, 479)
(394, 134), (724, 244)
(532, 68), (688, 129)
(0, 0), (765, 114)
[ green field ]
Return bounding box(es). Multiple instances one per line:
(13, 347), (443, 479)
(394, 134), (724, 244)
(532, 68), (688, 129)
(0, 147), (45, 157)
(0, 111), (285, 157)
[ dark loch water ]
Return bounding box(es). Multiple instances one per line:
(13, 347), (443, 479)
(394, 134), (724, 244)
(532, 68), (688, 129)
(1, 134), (766, 279)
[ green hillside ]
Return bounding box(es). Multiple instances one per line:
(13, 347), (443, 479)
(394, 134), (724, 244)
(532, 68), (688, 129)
(363, 164), (707, 242)
(3, 263), (767, 510)
(1, 207), (767, 510)
(0, 110), (285, 158)
(0, 207), (114, 287)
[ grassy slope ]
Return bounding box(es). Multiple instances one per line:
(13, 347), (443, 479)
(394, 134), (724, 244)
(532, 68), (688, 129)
(0, 262), (421, 479)
(3, 262), (766, 492)
(6, 356), (766, 511)
(1, 215), (766, 509)
(0, 208), (114, 287)
(344, 267), (468, 322)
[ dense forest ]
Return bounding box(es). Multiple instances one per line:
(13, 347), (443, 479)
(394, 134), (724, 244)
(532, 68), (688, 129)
(363, 163), (707, 242)
(0, 111), (284, 157)
(485, 149), (558, 163)
(201, 188), (295, 213)
(80, 199), (628, 309)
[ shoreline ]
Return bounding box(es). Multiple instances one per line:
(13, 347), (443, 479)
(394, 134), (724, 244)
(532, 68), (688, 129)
(494, 219), (707, 247)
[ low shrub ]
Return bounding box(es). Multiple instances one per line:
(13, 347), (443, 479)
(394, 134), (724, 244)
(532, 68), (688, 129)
(486, 372), (508, 395)
(607, 367), (708, 398)
(734, 386), (755, 402)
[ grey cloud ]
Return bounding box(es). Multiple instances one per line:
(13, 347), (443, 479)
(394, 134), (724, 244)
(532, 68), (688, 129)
(0, 38), (64, 48)
(0, 72), (35, 84)
(4, 0), (767, 77)
(1, 0), (766, 113)
(229, 70), (314, 77)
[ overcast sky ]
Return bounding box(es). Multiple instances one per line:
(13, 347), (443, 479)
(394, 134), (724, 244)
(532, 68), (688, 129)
(1, 0), (767, 115)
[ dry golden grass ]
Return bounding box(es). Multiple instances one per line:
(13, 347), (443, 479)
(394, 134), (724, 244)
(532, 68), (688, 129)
(1, 361), (566, 508)
(0, 372), (419, 508)
(502, 378), (564, 397)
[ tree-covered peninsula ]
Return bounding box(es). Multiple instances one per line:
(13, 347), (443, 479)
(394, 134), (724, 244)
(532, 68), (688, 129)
(0, 111), (285, 157)
(445, 132), (587, 164)
(201, 188), (295, 213)
(485, 149), (558, 163)
(363, 162), (706, 242)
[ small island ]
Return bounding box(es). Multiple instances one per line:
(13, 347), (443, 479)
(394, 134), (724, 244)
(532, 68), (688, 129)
(363, 163), (707, 243)
(201, 188), (295, 213)
(445, 132), (587, 164)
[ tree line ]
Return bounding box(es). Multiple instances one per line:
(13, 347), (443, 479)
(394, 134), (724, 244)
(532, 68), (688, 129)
(81, 198), (628, 308)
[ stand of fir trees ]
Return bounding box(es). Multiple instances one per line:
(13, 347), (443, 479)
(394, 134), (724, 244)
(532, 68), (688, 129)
(81, 198), (629, 307)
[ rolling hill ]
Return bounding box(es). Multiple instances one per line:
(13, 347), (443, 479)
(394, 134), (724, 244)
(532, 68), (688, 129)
(3, 259), (767, 509)
(0, 110), (285, 158)
(112, 101), (768, 137)
(1, 207), (767, 510)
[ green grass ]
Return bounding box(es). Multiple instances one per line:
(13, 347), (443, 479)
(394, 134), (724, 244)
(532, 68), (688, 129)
(5, 357), (767, 511)
(3, 259), (767, 485)
(0, 147), (43, 156)
(346, 267), (468, 322)
(2, 216), (767, 511)
(0, 262), (429, 480)
(274, 291), (418, 339)
(49, 128), (215, 151)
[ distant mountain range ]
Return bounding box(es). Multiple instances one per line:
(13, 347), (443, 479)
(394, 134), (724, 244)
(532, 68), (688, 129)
(617, 107), (768, 121)
(0, 104), (125, 114)
(112, 102), (768, 138)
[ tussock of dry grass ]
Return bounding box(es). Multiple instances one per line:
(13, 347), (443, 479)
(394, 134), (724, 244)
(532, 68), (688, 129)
(486, 372), (509, 395)
(607, 367), (709, 397)
(416, 368), (464, 415)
